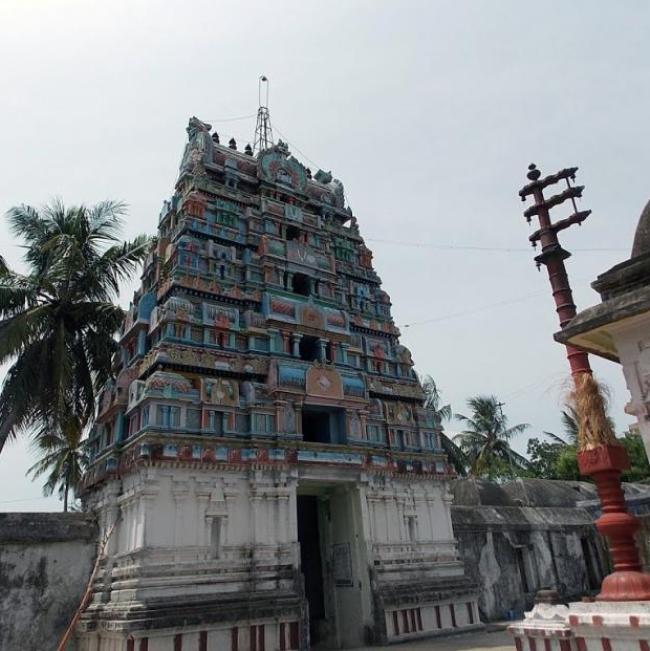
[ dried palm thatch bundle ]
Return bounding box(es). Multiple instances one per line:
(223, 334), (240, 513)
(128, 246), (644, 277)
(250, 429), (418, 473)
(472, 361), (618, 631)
(570, 372), (617, 450)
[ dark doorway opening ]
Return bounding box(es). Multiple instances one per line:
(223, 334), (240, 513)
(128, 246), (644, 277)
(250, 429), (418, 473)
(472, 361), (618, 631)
(297, 495), (326, 645)
(299, 335), (320, 362)
(292, 273), (311, 296)
(581, 538), (600, 590)
(302, 407), (345, 444)
(286, 225), (301, 241)
(515, 547), (529, 593)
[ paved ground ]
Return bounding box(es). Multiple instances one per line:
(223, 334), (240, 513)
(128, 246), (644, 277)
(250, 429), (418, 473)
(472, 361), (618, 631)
(347, 628), (514, 651)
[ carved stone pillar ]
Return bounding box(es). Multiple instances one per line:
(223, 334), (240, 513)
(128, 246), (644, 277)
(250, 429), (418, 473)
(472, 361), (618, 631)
(291, 334), (302, 358)
(318, 338), (327, 361)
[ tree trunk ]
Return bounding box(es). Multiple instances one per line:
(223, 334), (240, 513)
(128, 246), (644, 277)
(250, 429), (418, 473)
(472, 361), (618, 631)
(63, 482), (69, 512)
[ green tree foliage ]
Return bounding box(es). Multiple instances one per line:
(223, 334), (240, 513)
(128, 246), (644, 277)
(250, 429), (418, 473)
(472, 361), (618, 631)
(420, 375), (467, 475)
(27, 413), (88, 512)
(524, 409), (650, 483)
(455, 395), (530, 478)
(522, 408), (581, 480)
(620, 430), (650, 483)
(524, 437), (581, 481)
(0, 200), (150, 470)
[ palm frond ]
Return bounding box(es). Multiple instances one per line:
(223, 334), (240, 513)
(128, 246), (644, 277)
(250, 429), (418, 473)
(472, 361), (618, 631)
(0, 199), (142, 463)
(543, 430), (569, 445)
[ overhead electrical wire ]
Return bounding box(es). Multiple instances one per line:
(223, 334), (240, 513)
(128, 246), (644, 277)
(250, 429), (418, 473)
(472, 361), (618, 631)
(273, 123), (323, 171)
(367, 238), (627, 253)
(206, 113), (257, 123)
(400, 290), (548, 328)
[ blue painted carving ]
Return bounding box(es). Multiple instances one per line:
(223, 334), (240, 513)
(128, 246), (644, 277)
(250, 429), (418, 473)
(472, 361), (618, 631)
(297, 450), (363, 465)
(138, 291), (156, 321)
(342, 375), (365, 397)
(278, 364), (306, 388)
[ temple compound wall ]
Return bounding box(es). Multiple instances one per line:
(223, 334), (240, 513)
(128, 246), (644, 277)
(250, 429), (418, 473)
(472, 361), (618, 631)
(76, 117), (479, 650)
(0, 513), (97, 651)
(451, 479), (610, 622)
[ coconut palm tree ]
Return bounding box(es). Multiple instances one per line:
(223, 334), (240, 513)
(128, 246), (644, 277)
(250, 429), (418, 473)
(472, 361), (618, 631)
(27, 412), (88, 511)
(543, 406), (579, 445)
(421, 375), (467, 475)
(455, 395), (530, 478)
(0, 200), (150, 455)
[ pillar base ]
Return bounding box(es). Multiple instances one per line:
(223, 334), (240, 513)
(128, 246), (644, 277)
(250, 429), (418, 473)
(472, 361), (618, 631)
(598, 570), (650, 601)
(577, 444), (650, 601)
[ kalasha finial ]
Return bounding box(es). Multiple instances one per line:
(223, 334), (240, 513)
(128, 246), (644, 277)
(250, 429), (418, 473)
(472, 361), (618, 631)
(229, 138), (237, 150)
(527, 163), (541, 181)
(244, 144), (253, 156)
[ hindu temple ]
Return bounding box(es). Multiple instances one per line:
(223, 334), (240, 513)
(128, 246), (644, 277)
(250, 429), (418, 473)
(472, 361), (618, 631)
(76, 115), (480, 650)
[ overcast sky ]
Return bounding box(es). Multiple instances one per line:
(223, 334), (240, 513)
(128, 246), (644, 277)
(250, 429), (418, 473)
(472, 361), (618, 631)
(1, 0), (648, 511)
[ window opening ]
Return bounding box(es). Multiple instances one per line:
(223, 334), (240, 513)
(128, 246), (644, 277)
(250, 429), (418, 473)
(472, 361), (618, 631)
(292, 273), (310, 296)
(299, 336), (320, 362)
(286, 225), (301, 241)
(301, 407), (345, 444)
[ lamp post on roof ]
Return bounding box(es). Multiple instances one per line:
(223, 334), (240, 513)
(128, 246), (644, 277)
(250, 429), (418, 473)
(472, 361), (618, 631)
(519, 163), (650, 601)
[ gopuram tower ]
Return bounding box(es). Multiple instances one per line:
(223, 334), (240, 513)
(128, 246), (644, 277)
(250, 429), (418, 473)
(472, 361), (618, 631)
(78, 114), (479, 651)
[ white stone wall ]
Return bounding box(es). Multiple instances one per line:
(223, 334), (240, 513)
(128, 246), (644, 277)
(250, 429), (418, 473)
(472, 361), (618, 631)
(81, 465), (475, 649)
(609, 316), (650, 459)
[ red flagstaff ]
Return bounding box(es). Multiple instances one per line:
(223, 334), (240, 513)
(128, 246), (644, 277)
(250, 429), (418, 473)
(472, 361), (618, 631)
(519, 163), (650, 601)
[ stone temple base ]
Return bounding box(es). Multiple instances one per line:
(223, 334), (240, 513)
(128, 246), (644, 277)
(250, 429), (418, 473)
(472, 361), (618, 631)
(509, 601), (650, 651)
(77, 468), (480, 650)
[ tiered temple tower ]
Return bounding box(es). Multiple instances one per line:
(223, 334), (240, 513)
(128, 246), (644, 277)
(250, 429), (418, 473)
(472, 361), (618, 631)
(78, 117), (479, 651)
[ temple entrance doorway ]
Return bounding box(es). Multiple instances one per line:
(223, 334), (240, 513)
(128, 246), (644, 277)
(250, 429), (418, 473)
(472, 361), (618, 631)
(297, 495), (327, 645)
(296, 482), (370, 649)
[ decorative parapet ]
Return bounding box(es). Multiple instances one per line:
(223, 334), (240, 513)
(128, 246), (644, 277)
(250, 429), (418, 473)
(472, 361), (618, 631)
(509, 600), (650, 651)
(350, 313), (400, 336)
(368, 378), (425, 401)
(371, 540), (460, 565)
(81, 435), (455, 490)
(156, 272), (262, 304)
(139, 344), (269, 376)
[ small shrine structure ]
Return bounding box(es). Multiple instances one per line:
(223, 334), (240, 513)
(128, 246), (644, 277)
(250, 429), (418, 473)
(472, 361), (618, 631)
(556, 199), (650, 460)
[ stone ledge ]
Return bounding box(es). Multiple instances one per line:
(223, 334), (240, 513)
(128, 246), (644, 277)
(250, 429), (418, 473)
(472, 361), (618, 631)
(0, 512), (97, 544)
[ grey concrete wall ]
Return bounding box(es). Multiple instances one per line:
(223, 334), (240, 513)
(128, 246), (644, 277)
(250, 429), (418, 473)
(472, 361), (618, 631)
(451, 507), (605, 621)
(0, 512), (97, 651)
(450, 479), (610, 623)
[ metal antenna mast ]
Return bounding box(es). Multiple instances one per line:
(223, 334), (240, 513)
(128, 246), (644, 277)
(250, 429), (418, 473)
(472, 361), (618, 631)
(253, 75), (274, 154)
